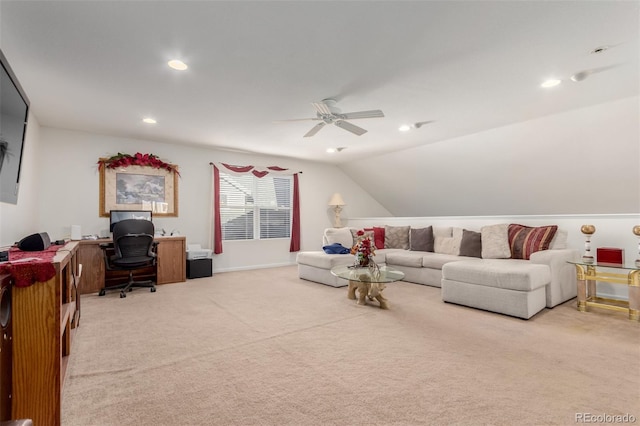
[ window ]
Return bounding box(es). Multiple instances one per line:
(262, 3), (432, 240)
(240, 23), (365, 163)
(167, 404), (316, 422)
(219, 172), (292, 240)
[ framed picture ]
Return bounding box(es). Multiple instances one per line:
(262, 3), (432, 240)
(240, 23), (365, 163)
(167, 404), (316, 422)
(99, 162), (179, 217)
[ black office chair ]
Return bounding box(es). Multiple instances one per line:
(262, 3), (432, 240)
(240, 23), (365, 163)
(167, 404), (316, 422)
(99, 219), (157, 298)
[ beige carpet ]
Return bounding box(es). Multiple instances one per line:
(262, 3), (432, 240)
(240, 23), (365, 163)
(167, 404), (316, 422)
(62, 266), (640, 426)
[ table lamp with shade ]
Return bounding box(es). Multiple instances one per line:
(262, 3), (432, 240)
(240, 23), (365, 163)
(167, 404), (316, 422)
(328, 193), (346, 228)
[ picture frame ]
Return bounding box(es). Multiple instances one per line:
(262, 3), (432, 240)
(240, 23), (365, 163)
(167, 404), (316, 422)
(99, 161), (179, 217)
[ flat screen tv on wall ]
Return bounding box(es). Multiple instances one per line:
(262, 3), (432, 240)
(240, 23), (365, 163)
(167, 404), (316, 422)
(0, 49), (30, 204)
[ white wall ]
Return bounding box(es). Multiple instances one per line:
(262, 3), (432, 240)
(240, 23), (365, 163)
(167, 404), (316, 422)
(34, 127), (391, 271)
(341, 97), (640, 217)
(4, 96), (638, 279)
(349, 214), (640, 300)
(0, 112), (41, 247)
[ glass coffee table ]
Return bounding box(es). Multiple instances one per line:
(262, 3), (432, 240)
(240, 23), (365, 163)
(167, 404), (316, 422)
(331, 264), (405, 309)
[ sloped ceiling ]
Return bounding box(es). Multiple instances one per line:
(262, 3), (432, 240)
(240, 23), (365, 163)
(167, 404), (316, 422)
(0, 1), (637, 164)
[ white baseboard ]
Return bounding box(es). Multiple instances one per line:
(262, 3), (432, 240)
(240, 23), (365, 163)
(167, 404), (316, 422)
(214, 261), (296, 274)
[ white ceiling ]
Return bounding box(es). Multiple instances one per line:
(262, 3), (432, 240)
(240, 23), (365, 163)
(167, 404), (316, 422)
(1, 1), (638, 164)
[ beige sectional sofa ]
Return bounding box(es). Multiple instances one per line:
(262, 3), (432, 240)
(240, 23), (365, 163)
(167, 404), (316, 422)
(296, 224), (579, 319)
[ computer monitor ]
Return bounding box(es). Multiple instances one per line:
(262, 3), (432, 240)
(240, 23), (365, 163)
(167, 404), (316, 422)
(109, 210), (152, 232)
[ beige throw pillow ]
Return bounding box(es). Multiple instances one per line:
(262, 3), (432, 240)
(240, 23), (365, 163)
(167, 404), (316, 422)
(433, 227), (453, 254)
(481, 224), (511, 259)
(384, 225), (410, 249)
(434, 227), (463, 255)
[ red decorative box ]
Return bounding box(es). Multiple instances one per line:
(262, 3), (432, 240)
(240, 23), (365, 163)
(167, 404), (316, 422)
(596, 247), (624, 266)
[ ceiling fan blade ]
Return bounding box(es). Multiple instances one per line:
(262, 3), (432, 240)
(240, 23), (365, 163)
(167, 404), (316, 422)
(340, 109), (385, 120)
(334, 120), (367, 136)
(312, 102), (332, 116)
(273, 117), (320, 123)
(304, 122), (327, 137)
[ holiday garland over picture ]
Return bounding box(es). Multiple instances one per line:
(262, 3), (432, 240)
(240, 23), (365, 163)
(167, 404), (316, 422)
(98, 152), (180, 176)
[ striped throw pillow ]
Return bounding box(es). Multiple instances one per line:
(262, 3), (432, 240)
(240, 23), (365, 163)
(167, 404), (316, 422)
(508, 224), (558, 260)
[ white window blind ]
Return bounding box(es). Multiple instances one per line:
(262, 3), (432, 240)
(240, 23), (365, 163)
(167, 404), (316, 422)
(219, 172), (292, 240)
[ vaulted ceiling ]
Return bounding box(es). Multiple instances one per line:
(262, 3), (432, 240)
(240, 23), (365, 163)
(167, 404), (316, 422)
(1, 1), (638, 163)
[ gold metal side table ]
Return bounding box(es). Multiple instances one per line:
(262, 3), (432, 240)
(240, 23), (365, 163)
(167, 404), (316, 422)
(568, 261), (639, 321)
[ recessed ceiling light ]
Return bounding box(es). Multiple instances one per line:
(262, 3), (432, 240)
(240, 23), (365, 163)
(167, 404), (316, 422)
(541, 79), (561, 88)
(398, 125), (411, 132)
(142, 117), (157, 124)
(326, 147), (345, 153)
(167, 59), (188, 71)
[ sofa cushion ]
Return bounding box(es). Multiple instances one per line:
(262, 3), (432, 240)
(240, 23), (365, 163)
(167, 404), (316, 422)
(385, 225), (410, 249)
(370, 248), (402, 264)
(410, 226), (434, 252)
(296, 251), (354, 269)
(481, 224), (511, 259)
(324, 228), (354, 249)
(459, 229), (482, 258)
(442, 259), (550, 291)
(508, 224), (558, 260)
(385, 251), (426, 267)
(421, 253), (470, 270)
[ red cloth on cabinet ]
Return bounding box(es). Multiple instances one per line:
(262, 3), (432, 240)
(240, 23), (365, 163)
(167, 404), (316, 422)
(0, 245), (61, 287)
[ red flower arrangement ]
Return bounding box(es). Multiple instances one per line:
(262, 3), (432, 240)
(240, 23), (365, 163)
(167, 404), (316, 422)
(98, 152), (180, 176)
(351, 229), (376, 267)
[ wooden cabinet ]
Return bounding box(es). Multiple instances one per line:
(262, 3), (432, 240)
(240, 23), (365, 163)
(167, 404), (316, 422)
(77, 236), (186, 294)
(11, 242), (80, 426)
(156, 237), (187, 284)
(76, 241), (104, 295)
(0, 274), (12, 421)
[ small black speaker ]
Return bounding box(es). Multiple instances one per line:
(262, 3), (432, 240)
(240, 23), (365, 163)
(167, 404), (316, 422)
(17, 232), (51, 251)
(187, 258), (213, 279)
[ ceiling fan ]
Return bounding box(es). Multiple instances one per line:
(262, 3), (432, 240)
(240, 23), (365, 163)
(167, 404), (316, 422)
(278, 99), (384, 137)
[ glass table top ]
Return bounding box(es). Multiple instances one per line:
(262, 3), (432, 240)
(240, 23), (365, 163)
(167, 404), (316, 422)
(331, 264), (405, 283)
(567, 260), (640, 271)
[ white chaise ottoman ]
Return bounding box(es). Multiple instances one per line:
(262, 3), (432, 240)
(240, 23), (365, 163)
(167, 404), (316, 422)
(441, 260), (551, 319)
(296, 251), (354, 287)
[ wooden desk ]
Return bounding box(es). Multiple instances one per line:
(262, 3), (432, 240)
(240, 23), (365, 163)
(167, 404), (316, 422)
(76, 236), (186, 295)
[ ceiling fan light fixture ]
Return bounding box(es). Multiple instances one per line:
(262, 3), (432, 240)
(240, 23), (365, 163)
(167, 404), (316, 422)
(167, 59), (188, 71)
(398, 124), (411, 132)
(142, 117), (157, 124)
(541, 79), (561, 88)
